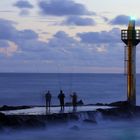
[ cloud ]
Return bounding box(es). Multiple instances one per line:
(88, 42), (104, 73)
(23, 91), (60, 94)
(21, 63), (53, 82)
(110, 15), (140, 26)
(0, 10), (15, 13)
(0, 40), (18, 57)
(0, 19), (17, 40)
(77, 28), (120, 44)
(0, 19), (38, 41)
(96, 46), (107, 53)
(18, 30), (38, 40)
(110, 15), (129, 25)
(62, 16), (96, 26)
(17, 40), (48, 52)
(38, 0), (94, 16)
(0, 18), (46, 57)
(19, 9), (30, 16)
(45, 30), (123, 69)
(101, 16), (109, 22)
(0, 18), (124, 72)
(14, 0), (33, 9)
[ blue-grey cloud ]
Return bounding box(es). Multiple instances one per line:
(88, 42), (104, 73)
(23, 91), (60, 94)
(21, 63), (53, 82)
(18, 30), (38, 40)
(0, 18), (125, 73)
(19, 9), (30, 16)
(0, 19), (38, 40)
(14, 0), (33, 9)
(38, 0), (95, 16)
(110, 15), (129, 25)
(0, 18), (44, 55)
(0, 19), (17, 40)
(110, 15), (140, 26)
(102, 16), (109, 22)
(0, 19), (121, 60)
(0, 40), (9, 48)
(77, 28), (120, 44)
(62, 16), (96, 26)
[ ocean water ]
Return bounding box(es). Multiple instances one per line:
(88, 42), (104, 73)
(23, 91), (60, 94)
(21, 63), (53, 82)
(1, 73), (140, 140)
(0, 73), (132, 106)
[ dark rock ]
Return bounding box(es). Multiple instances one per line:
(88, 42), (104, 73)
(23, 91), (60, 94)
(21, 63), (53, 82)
(108, 101), (130, 107)
(24, 117), (45, 128)
(77, 100), (84, 106)
(0, 114), (46, 129)
(96, 107), (137, 120)
(95, 101), (130, 107)
(0, 112), (8, 126)
(65, 102), (72, 106)
(46, 112), (79, 122)
(68, 113), (79, 120)
(0, 105), (31, 111)
(95, 103), (105, 106)
(83, 119), (96, 123)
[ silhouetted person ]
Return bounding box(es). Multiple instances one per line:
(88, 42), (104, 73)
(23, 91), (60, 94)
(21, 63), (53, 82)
(71, 92), (77, 111)
(58, 90), (65, 111)
(45, 90), (52, 113)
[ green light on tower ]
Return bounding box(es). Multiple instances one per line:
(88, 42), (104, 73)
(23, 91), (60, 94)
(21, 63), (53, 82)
(130, 16), (136, 21)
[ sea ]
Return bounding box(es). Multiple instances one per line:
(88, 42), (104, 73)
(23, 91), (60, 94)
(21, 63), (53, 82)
(1, 73), (140, 140)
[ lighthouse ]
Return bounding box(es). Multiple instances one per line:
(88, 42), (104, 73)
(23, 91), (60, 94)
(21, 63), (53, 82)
(121, 18), (140, 106)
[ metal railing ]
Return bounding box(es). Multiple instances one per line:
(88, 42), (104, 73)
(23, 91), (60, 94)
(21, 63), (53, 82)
(121, 30), (140, 40)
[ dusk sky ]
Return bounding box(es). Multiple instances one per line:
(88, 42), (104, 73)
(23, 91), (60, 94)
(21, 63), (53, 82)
(1, 0), (140, 73)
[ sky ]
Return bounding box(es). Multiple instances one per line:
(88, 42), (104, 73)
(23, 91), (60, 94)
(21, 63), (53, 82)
(0, 0), (140, 73)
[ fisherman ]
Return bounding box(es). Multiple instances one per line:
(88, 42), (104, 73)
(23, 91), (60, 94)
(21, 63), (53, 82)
(45, 90), (52, 112)
(71, 92), (77, 111)
(58, 90), (65, 111)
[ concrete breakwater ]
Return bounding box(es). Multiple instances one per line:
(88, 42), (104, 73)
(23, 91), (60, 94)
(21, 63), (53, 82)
(0, 111), (97, 130)
(1, 101), (140, 130)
